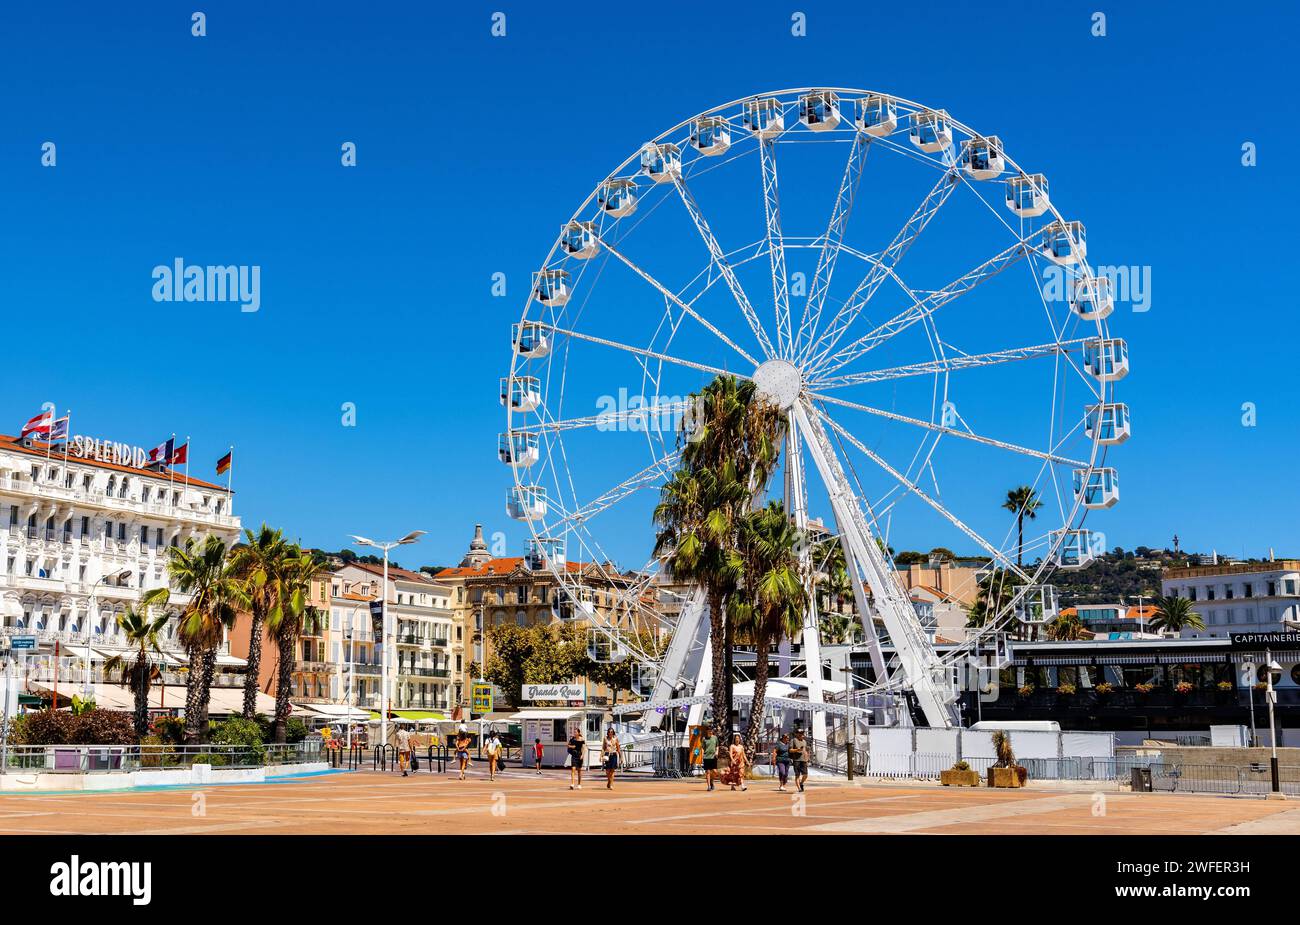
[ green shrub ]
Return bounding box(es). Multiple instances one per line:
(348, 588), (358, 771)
(74, 710), (137, 745)
(285, 717), (308, 744)
(210, 716), (265, 765)
(951, 760), (971, 772)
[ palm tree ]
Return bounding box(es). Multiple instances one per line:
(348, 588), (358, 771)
(1045, 610), (1091, 641)
(1148, 595), (1205, 635)
(1001, 486), (1041, 567)
(144, 535), (245, 744)
(656, 374), (784, 734)
(813, 536), (851, 616)
(230, 524), (292, 719)
(730, 502), (808, 760)
(103, 606), (169, 737)
(265, 548), (322, 743)
(819, 612), (860, 646)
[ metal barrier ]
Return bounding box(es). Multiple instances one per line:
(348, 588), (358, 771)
(372, 744), (394, 771)
(347, 743), (366, 770)
(0, 741), (323, 774)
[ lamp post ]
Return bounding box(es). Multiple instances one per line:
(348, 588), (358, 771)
(1264, 649), (1282, 795)
(86, 568), (130, 699)
(350, 531), (425, 750)
(343, 602), (366, 749)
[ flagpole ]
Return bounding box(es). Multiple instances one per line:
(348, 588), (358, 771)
(226, 446), (234, 512)
(168, 433), (176, 502)
(61, 410), (72, 469)
(44, 407), (57, 464)
(183, 435), (190, 491)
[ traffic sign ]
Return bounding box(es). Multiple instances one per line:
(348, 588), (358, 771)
(10, 636), (36, 651)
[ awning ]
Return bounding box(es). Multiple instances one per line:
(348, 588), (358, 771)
(29, 682), (134, 711)
(301, 703), (372, 721)
(215, 653), (247, 668)
(391, 710), (446, 721)
(508, 709), (581, 721)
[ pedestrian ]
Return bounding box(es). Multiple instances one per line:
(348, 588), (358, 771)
(485, 730), (504, 781)
(601, 726), (621, 790)
(721, 733), (748, 791)
(455, 727), (472, 781)
(789, 728), (810, 792)
(699, 724), (719, 792)
(771, 733), (792, 791)
(396, 724), (412, 777)
(567, 725), (586, 790)
(533, 738), (545, 774)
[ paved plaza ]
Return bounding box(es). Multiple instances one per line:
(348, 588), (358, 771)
(0, 767), (1297, 835)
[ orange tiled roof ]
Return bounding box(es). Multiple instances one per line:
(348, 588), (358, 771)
(436, 557), (592, 579)
(345, 560), (440, 584)
(0, 433), (230, 493)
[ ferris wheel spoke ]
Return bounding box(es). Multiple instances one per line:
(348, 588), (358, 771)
(549, 450), (682, 527)
(793, 136), (870, 359)
(800, 165), (960, 370)
(669, 174), (778, 361)
(807, 391), (1087, 467)
(535, 324), (746, 381)
(759, 138), (793, 358)
(596, 235), (762, 367)
(809, 235), (1037, 379)
(809, 337), (1090, 389)
(518, 400), (697, 435)
(814, 407), (1032, 584)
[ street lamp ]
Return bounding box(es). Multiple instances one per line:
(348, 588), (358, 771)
(350, 530), (424, 749)
(87, 568), (130, 699)
(1263, 649), (1283, 795)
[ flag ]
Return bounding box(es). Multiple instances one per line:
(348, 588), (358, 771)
(48, 416), (70, 442)
(170, 442), (188, 465)
(215, 450), (232, 475)
(20, 409), (53, 438)
(148, 437), (175, 467)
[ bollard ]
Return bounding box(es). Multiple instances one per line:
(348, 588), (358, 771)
(846, 741), (855, 781)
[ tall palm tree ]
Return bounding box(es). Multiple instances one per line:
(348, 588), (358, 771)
(1002, 485), (1042, 567)
(730, 502), (808, 760)
(144, 535), (245, 744)
(813, 536), (851, 616)
(656, 374), (784, 734)
(266, 548), (322, 743)
(103, 606), (169, 737)
(230, 524), (292, 718)
(1148, 595), (1205, 635)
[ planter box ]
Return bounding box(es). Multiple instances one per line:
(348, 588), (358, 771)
(988, 767), (1023, 789)
(940, 769), (980, 787)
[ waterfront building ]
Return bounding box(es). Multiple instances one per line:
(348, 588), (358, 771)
(1162, 560), (1300, 638)
(0, 430), (255, 712)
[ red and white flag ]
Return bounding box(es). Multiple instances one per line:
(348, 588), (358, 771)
(20, 409), (53, 438)
(170, 443), (188, 465)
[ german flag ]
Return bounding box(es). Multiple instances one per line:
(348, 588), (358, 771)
(215, 450), (233, 476)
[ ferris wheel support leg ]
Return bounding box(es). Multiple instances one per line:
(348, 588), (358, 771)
(648, 587), (709, 732)
(688, 637), (711, 731)
(792, 400), (958, 729)
(785, 426), (827, 744)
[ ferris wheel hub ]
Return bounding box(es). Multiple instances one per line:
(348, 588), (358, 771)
(752, 358), (803, 410)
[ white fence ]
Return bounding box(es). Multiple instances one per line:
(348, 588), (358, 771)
(860, 727), (1113, 779)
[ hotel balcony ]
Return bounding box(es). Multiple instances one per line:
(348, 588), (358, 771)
(0, 476), (238, 529)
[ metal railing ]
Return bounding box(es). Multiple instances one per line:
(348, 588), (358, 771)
(0, 740), (322, 774)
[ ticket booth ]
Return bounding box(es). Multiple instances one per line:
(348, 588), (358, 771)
(513, 707), (607, 769)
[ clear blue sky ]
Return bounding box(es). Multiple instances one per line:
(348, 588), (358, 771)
(2, 0), (1296, 569)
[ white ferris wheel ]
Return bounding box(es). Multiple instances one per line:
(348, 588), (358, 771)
(502, 88), (1129, 731)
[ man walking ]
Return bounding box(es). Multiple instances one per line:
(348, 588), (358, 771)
(699, 724), (719, 792)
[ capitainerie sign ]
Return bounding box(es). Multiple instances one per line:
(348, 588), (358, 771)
(521, 683), (585, 703)
(1229, 632), (1300, 648)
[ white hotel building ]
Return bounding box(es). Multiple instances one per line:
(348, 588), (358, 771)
(0, 429), (245, 709)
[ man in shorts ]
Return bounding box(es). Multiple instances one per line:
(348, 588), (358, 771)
(699, 724), (719, 792)
(789, 729), (810, 792)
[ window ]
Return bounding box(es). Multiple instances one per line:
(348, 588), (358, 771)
(117, 522), (126, 542)
(1268, 581), (1277, 596)
(1205, 586), (1215, 601)
(1245, 583), (1254, 598)
(1225, 585), (1235, 599)
(140, 526), (148, 545)
(1188, 587), (1197, 602)
(80, 516), (89, 537)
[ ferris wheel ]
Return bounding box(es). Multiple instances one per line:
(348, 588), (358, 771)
(502, 88), (1128, 730)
